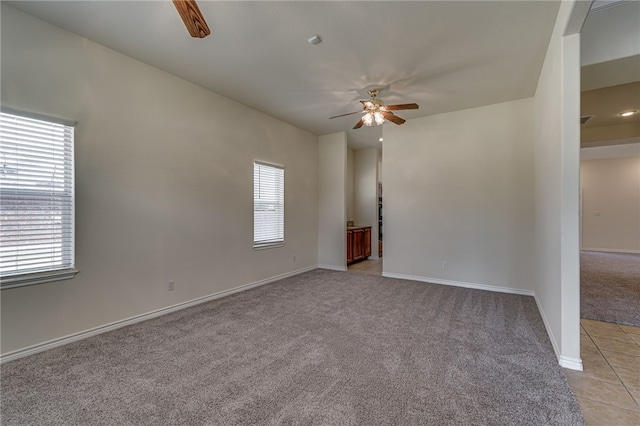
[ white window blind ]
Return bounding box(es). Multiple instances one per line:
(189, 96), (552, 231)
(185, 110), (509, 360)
(0, 110), (76, 288)
(253, 161), (284, 249)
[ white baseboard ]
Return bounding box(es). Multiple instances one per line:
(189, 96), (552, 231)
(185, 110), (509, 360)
(381, 272), (586, 370)
(0, 265), (317, 364)
(317, 264), (347, 272)
(559, 355), (583, 371)
(582, 248), (640, 254)
(533, 294), (583, 371)
(382, 272), (534, 296)
(3, 265), (585, 373)
(533, 294), (561, 366)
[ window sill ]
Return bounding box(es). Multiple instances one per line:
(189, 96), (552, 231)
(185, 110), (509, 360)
(253, 242), (285, 250)
(1, 268), (79, 290)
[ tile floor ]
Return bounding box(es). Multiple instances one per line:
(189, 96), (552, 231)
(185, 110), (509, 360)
(347, 259), (382, 275)
(347, 262), (639, 425)
(566, 319), (640, 425)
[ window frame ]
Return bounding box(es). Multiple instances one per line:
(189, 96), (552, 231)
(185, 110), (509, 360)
(0, 108), (78, 289)
(253, 160), (285, 250)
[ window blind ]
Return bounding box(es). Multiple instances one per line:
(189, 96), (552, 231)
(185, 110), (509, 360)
(253, 161), (284, 248)
(0, 111), (75, 287)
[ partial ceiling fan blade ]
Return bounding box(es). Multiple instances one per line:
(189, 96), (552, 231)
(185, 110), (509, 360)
(173, 0), (211, 38)
(353, 118), (365, 129)
(385, 103), (419, 111)
(382, 112), (406, 125)
(329, 110), (364, 119)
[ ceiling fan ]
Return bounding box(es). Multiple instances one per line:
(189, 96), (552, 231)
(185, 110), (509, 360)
(173, 0), (211, 38)
(329, 89), (419, 129)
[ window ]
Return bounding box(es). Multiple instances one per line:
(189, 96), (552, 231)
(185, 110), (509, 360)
(0, 110), (76, 289)
(253, 161), (284, 249)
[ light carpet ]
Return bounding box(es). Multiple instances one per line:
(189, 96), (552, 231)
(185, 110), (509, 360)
(1, 269), (583, 425)
(580, 250), (640, 326)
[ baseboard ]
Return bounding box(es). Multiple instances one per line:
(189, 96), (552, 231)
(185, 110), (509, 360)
(532, 294), (561, 366)
(0, 265), (317, 364)
(2, 266), (585, 372)
(533, 294), (583, 371)
(382, 272), (534, 296)
(381, 272), (584, 371)
(582, 248), (640, 254)
(559, 355), (583, 371)
(317, 264), (347, 272)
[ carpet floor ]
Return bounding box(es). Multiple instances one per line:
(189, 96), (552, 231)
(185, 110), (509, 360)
(580, 251), (640, 327)
(1, 269), (583, 425)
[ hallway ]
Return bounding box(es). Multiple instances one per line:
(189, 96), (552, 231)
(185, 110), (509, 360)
(347, 259), (382, 276)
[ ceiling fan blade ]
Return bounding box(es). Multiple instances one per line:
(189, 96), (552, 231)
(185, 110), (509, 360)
(173, 0), (211, 38)
(353, 118), (365, 129)
(385, 103), (419, 111)
(329, 110), (364, 119)
(382, 112), (406, 125)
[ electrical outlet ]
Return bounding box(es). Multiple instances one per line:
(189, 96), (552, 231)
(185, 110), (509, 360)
(442, 261), (448, 269)
(293, 255), (296, 263)
(168, 281), (175, 291)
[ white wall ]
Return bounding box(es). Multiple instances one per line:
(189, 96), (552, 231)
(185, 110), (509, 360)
(383, 98), (535, 292)
(581, 153), (640, 253)
(318, 132), (347, 270)
(1, 5), (318, 355)
(353, 148), (379, 259)
(581, 1), (640, 66)
(347, 148), (355, 222)
(532, 0), (585, 370)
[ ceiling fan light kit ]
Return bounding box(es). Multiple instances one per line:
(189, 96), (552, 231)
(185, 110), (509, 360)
(330, 88), (419, 130)
(362, 110), (385, 127)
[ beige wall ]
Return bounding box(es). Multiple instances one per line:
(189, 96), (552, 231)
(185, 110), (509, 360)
(581, 154), (640, 253)
(532, 0), (585, 370)
(346, 148), (355, 222)
(353, 148), (379, 259)
(383, 98), (535, 291)
(1, 5), (318, 355)
(317, 133), (347, 270)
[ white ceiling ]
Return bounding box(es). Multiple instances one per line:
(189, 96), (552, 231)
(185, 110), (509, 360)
(6, 1), (561, 149)
(590, 0), (636, 12)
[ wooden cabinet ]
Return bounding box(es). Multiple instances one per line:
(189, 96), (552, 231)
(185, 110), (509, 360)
(363, 227), (371, 258)
(347, 226), (372, 265)
(353, 228), (364, 262)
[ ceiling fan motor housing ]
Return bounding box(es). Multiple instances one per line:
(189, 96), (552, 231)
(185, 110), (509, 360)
(367, 99), (384, 111)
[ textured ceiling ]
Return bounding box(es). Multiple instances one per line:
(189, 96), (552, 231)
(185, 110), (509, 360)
(6, 1), (561, 149)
